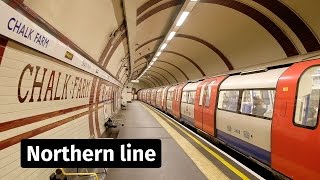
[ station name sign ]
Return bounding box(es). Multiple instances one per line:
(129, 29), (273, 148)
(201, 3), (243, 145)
(0, 1), (122, 87)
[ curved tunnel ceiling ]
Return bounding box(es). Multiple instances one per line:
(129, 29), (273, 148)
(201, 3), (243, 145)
(133, 0), (320, 89)
(13, 0), (320, 90)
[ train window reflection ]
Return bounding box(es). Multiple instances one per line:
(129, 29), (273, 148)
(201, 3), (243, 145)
(204, 80), (216, 107)
(294, 66), (320, 128)
(240, 89), (275, 119)
(188, 91), (196, 104)
(167, 91), (173, 101)
(218, 90), (240, 112)
(199, 82), (208, 106)
(182, 91), (188, 103)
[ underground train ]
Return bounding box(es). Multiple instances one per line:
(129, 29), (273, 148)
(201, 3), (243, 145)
(138, 53), (320, 180)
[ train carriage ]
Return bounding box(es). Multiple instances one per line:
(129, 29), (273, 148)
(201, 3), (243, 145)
(180, 81), (201, 126)
(137, 53), (320, 180)
(146, 89), (151, 104)
(161, 86), (170, 111)
(271, 58), (320, 179)
(216, 67), (287, 165)
(166, 85), (177, 114)
(151, 88), (158, 107)
(156, 87), (164, 109)
(172, 83), (187, 120)
(194, 76), (227, 136)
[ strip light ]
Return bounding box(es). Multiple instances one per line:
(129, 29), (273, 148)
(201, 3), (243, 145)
(167, 32), (176, 41)
(160, 43), (167, 50)
(176, 11), (189, 26)
(156, 52), (161, 56)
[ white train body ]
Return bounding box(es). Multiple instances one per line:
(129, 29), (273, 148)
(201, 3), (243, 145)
(216, 67), (288, 164)
(166, 86), (176, 114)
(180, 82), (201, 126)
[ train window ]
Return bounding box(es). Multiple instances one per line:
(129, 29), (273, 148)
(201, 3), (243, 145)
(182, 91), (189, 103)
(240, 89), (275, 119)
(188, 91), (196, 104)
(218, 90), (240, 112)
(199, 82), (208, 106)
(294, 66), (320, 128)
(167, 91), (172, 101)
(204, 80), (216, 107)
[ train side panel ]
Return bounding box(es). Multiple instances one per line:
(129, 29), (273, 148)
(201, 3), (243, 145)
(166, 86), (176, 114)
(216, 68), (287, 165)
(194, 76), (226, 136)
(151, 88), (157, 107)
(180, 82), (201, 126)
(272, 59), (320, 179)
(156, 87), (163, 108)
(146, 89), (151, 104)
(173, 83), (187, 120)
(161, 86), (170, 111)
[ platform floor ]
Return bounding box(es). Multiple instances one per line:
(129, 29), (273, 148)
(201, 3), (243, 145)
(106, 101), (263, 180)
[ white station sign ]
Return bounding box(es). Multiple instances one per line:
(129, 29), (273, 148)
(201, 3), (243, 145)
(0, 1), (123, 87)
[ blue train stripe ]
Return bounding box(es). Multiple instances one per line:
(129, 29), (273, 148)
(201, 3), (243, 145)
(217, 130), (271, 165)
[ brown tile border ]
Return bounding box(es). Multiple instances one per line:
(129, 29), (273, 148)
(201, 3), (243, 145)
(0, 105), (104, 150)
(164, 50), (206, 76)
(98, 23), (126, 65)
(148, 74), (164, 86)
(151, 65), (179, 83)
(253, 0), (320, 52)
(135, 34), (233, 71)
(137, 0), (183, 25)
(137, 0), (300, 57)
(137, 0), (163, 16)
(176, 34), (233, 70)
(0, 37), (8, 65)
(140, 77), (157, 87)
(94, 81), (102, 137)
(133, 68), (171, 85)
(0, 104), (90, 132)
(88, 78), (98, 137)
(200, 0), (299, 57)
(102, 32), (128, 68)
(135, 35), (165, 51)
(156, 60), (189, 80)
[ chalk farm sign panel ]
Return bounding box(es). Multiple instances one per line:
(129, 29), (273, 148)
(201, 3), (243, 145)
(0, 1), (122, 87)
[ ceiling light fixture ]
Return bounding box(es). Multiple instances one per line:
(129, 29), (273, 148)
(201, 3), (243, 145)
(156, 52), (161, 56)
(190, 0), (198, 2)
(176, 11), (189, 26)
(152, 57), (157, 62)
(160, 43), (167, 50)
(167, 32), (176, 41)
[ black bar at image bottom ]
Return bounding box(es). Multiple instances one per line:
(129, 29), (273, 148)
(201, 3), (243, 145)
(21, 139), (161, 168)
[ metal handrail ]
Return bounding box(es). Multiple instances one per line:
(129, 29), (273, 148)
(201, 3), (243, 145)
(59, 168), (99, 180)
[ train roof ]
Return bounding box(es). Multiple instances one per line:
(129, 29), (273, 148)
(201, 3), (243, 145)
(220, 67), (288, 89)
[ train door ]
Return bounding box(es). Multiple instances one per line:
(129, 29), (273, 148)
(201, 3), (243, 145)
(195, 76), (226, 136)
(272, 59), (320, 179)
(161, 86), (169, 111)
(113, 90), (117, 112)
(173, 83), (187, 120)
(195, 81), (208, 130)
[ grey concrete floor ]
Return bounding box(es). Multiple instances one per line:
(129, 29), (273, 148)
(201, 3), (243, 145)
(106, 101), (207, 180)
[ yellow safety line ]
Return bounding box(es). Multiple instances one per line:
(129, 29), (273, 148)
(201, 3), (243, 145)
(141, 103), (250, 180)
(60, 168), (99, 180)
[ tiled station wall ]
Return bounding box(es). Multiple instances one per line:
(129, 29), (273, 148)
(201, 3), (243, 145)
(0, 39), (121, 179)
